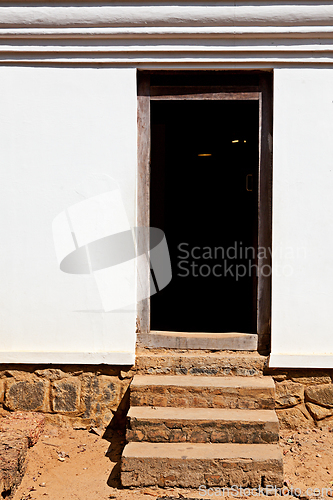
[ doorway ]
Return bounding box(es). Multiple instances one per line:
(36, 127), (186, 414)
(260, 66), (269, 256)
(137, 72), (273, 351)
(150, 99), (259, 333)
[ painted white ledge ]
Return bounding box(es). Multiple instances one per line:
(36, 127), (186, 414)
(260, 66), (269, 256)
(2, 4), (333, 29)
(269, 354), (333, 369)
(0, 32), (333, 66)
(2, 56), (333, 68)
(0, 4), (333, 66)
(2, 26), (333, 39)
(0, 351), (135, 365)
(4, 44), (333, 54)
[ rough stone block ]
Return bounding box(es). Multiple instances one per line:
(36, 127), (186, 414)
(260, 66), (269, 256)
(51, 377), (80, 413)
(81, 374), (124, 427)
(188, 429), (209, 443)
(120, 369), (135, 380)
(153, 396), (169, 406)
(235, 368), (259, 377)
(126, 429), (145, 442)
(35, 369), (67, 381)
(306, 402), (333, 420)
(5, 378), (49, 412)
(305, 384), (333, 408)
(290, 370), (332, 385)
(276, 405), (313, 429)
(192, 396), (210, 407)
(189, 367), (219, 376)
(291, 376), (331, 385)
(146, 427), (169, 442)
(169, 429), (187, 443)
(275, 381), (304, 408)
(211, 430), (229, 443)
(271, 374), (288, 382)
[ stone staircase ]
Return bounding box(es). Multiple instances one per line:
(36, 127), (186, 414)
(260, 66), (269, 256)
(121, 342), (283, 489)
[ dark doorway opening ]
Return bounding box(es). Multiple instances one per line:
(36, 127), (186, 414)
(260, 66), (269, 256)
(150, 99), (259, 333)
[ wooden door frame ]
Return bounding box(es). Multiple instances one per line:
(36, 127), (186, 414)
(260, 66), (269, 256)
(136, 71), (273, 353)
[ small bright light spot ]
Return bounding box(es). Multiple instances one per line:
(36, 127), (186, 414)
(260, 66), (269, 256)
(232, 140), (239, 144)
(244, 140), (247, 143)
(198, 153), (212, 157)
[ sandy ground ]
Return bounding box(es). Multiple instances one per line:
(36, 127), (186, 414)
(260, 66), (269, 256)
(12, 423), (333, 500)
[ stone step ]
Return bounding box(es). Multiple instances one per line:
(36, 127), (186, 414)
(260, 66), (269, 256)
(135, 347), (267, 377)
(130, 375), (275, 410)
(126, 406), (279, 444)
(137, 331), (258, 351)
(121, 442), (283, 488)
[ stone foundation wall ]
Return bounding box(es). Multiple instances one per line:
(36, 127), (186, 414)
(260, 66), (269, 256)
(1, 362), (333, 431)
(0, 365), (134, 429)
(267, 368), (333, 429)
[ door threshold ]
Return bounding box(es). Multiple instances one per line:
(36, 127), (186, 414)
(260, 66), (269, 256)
(137, 331), (258, 351)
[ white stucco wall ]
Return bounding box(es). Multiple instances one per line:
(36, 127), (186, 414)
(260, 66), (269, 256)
(0, 66), (137, 364)
(270, 68), (333, 368)
(1, 1), (333, 368)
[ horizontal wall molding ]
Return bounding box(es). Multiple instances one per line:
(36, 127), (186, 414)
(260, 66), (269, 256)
(1, 4), (333, 68)
(269, 354), (333, 369)
(2, 4), (333, 29)
(0, 351), (135, 365)
(1, 46), (333, 67)
(3, 26), (333, 39)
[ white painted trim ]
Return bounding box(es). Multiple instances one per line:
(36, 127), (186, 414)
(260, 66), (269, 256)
(0, 3), (332, 66)
(2, 55), (333, 68)
(4, 43), (333, 54)
(1, 4), (333, 29)
(0, 351), (135, 365)
(2, 27), (333, 39)
(269, 354), (333, 369)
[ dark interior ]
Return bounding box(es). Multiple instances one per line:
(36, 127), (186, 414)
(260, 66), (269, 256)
(150, 99), (259, 333)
